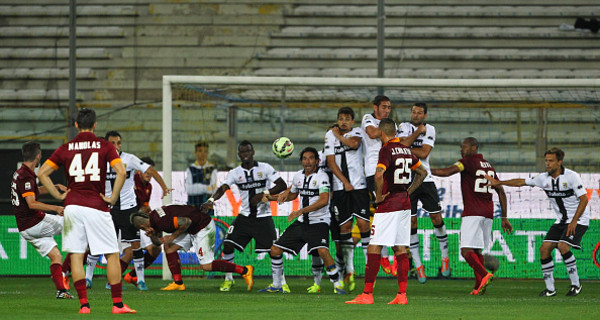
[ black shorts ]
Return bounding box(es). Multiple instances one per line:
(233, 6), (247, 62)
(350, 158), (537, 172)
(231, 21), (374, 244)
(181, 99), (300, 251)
(111, 206), (140, 242)
(329, 205), (341, 241)
(410, 181), (442, 216)
(274, 221), (330, 256)
(544, 223), (588, 250)
(224, 215), (277, 253)
(332, 189), (370, 226)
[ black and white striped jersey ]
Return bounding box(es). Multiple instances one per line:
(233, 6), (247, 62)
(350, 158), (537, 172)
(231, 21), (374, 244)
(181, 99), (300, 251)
(397, 122), (436, 182)
(290, 169), (331, 224)
(223, 161), (280, 218)
(323, 127), (366, 192)
(105, 152), (151, 211)
(525, 167), (590, 226)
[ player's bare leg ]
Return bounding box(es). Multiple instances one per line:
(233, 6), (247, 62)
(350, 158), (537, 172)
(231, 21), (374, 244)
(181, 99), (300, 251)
(200, 261), (254, 291)
(47, 247), (73, 299)
(430, 213), (450, 277)
(408, 217), (426, 283)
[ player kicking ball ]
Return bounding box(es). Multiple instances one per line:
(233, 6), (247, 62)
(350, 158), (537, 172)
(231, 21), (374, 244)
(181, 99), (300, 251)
(346, 119), (427, 305)
(131, 204), (254, 291)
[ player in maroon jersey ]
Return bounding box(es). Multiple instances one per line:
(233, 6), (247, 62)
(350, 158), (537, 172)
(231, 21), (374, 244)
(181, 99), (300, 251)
(37, 108), (135, 314)
(431, 137), (512, 295)
(124, 156), (162, 285)
(11, 141), (73, 299)
(346, 118), (427, 305)
(131, 204), (255, 291)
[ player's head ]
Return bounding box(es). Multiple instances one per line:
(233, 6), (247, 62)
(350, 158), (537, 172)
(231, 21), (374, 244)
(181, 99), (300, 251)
(372, 95), (391, 120)
(410, 102), (428, 126)
(130, 211), (150, 230)
(75, 108), (96, 131)
(105, 130), (122, 153)
(140, 156), (154, 183)
(237, 140), (255, 165)
(195, 140), (209, 164)
(461, 137), (479, 158)
(336, 106), (355, 133)
(300, 147), (319, 174)
(22, 141), (41, 163)
(544, 147), (564, 176)
(378, 118), (397, 143)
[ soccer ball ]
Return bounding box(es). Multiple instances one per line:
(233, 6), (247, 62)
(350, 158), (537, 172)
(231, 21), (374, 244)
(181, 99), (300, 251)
(272, 137), (294, 159)
(483, 254), (500, 272)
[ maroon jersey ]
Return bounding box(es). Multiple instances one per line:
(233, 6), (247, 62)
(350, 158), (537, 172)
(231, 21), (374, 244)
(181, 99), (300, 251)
(11, 164), (45, 231)
(134, 172), (152, 208)
(149, 205), (211, 235)
(375, 138), (421, 213)
(45, 131), (121, 212)
(456, 153), (497, 219)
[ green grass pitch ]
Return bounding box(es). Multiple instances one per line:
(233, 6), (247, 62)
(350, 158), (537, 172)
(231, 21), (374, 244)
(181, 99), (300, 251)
(0, 277), (598, 320)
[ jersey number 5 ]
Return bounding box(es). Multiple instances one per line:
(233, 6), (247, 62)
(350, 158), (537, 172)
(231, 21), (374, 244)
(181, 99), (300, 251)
(474, 170), (494, 193)
(394, 158), (413, 185)
(69, 152), (101, 182)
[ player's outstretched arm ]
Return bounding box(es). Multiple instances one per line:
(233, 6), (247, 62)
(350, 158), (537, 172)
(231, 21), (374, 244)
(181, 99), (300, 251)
(145, 166), (173, 199)
(202, 183), (230, 210)
(485, 175), (526, 188)
(431, 164), (460, 177)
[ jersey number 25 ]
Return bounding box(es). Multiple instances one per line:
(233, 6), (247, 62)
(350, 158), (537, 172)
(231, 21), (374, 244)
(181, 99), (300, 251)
(394, 158), (413, 185)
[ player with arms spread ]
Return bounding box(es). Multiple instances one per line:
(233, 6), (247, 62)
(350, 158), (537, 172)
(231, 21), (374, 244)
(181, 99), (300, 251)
(397, 102), (450, 283)
(431, 137), (513, 295)
(485, 147), (589, 297)
(346, 118), (427, 305)
(37, 108), (135, 314)
(202, 140), (287, 292)
(11, 141), (72, 299)
(131, 205), (254, 291)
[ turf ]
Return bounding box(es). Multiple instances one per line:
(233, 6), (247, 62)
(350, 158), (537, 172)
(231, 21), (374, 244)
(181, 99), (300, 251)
(1, 276), (598, 320)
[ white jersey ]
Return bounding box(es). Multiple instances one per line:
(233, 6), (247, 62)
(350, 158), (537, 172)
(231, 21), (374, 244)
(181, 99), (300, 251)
(397, 122), (436, 182)
(525, 167), (590, 226)
(106, 151), (151, 211)
(361, 113), (382, 177)
(223, 161), (281, 218)
(290, 168), (331, 224)
(323, 127), (367, 191)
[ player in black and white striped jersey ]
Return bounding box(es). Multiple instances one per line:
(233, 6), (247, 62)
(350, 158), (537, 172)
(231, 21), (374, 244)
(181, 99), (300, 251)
(486, 147), (590, 297)
(202, 140), (287, 292)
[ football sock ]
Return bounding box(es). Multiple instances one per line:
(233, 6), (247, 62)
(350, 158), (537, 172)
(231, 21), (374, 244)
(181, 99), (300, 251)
(50, 263), (65, 290)
(312, 255), (324, 286)
(326, 264), (342, 287)
(119, 259), (129, 275)
(433, 223), (449, 259)
(129, 251), (159, 277)
(474, 252), (484, 288)
(396, 253), (409, 294)
(212, 260), (244, 274)
(562, 251), (580, 287)
(335, 250), (345, 278)
(540, 257), (555, 291)
(110, 282), (123, 307)
(340, 232), (355, 274)
(409, 230), (422, 268)
(360, 231), (371, 262)
(85, 254), (100, 280)
(74, 279), (88, 306)
(281, 273), (287, 285)
(222, 252), (234, 281)
(364, 253), (381, 294)
(133, 248), (145, 283)
(270, 254), (284, 288)
(464, 251), (488, 278)
(166, 251), (183, 284)
(61, 253), (72, 275)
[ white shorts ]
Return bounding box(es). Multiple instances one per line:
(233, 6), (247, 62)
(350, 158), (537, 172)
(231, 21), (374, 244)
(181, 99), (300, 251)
(172, 220), (216, 265)
(63, 205), (119, 255)
(20, 214), (63, 257)
(460, 216), (493, 250)
(369, 210), (411, 247)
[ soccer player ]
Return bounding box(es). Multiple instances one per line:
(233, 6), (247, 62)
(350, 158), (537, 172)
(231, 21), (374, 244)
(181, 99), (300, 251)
(131, 204), (255, 291)
(264, 147), (345, 294)
(346, 118), (426, 305)
(431, 137), (513, 295)
(123, 156), (162, 286)
(37, 108), (135, 314)
(202, 140), (287, 292)
(11, 141), (73, 299)
(361, 95), (394, 274)
(185, 140), (218, 208)
(325, 106), (370, 292)
(86, 131), (171, 291)
(485, 147), (589, 297)
(397, 102), (450, 283)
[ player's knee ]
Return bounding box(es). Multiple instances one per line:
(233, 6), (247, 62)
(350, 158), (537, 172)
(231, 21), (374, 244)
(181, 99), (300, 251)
(430, 213), (443, 225)
(411, 218), (418, 229)
(199, 263), (212, 271)
(557, 242), (571, 254)
(47, 248), (62, 264)
(222, 243), (234, 254)
(270, 246), (283, 257)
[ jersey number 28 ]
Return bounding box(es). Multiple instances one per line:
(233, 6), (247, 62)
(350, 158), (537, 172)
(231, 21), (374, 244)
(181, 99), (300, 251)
(69, 152), (101, 182)
(474, 170), (494, 193)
